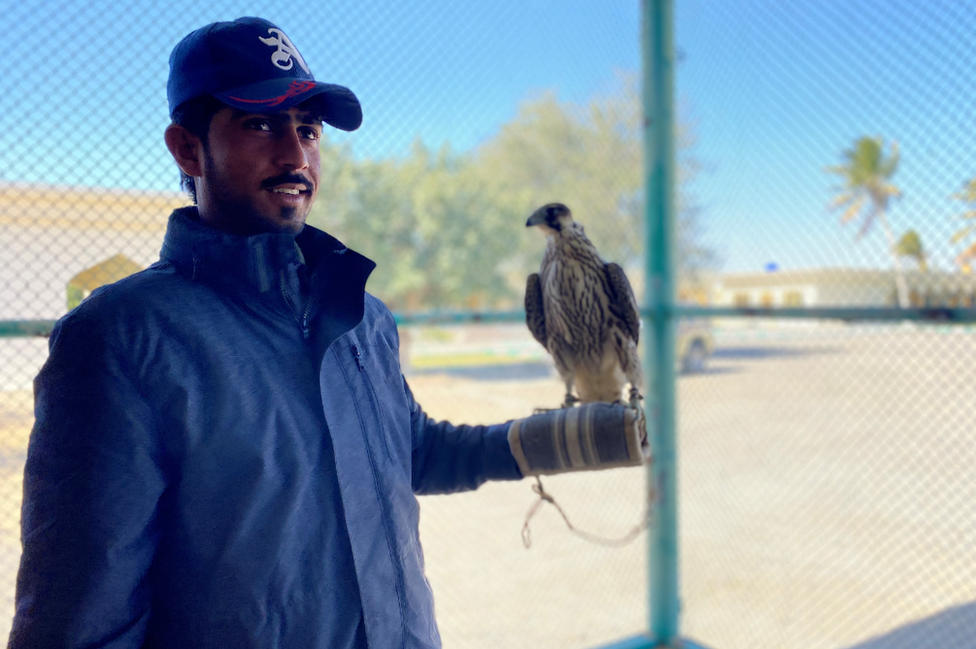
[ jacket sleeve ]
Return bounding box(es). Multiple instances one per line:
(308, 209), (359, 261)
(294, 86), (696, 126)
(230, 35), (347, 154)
(406, 378), (522, 495)
(9, 311), (167, 648)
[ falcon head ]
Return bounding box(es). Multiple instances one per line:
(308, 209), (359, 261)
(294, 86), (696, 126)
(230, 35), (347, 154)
(526, 203), (574, 235)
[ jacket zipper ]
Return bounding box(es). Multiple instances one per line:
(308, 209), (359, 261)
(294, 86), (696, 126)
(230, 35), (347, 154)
(280, 270), (312, 341)
(282, 247), (344, 341)
(300, 298), (312, 341)
(351, 345), (395, 462)
(342, 343), (408, 630)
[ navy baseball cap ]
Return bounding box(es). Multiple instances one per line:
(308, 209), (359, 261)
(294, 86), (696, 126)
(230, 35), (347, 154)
(167, 17), (362, 131)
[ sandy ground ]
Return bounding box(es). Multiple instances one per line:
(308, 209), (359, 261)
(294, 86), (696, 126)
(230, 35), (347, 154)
(0, 325), (974, 648)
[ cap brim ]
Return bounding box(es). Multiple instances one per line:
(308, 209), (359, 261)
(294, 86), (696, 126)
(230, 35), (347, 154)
(215, 79), (362, 132)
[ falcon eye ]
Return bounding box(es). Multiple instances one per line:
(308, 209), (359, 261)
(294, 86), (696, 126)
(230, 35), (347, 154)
(547, 213), (562, 230)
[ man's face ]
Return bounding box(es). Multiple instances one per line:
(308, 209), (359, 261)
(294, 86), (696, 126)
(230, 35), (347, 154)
(196, 105), (322, 236)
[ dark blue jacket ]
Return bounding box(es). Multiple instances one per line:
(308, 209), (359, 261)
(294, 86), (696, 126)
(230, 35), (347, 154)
(11, 207), (521, 648)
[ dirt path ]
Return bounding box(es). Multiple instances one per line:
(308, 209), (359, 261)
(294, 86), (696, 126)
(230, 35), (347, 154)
(409, 327), (976, 648)
(0, 326), (973, 648)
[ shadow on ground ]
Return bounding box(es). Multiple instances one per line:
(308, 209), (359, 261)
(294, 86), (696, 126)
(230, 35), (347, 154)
(843, 602), (976, 649)
(711, 346), (840, 360)
(407, 361), (554, 381)
(681, 365), (741, 377)
(407, 345), (843, 381)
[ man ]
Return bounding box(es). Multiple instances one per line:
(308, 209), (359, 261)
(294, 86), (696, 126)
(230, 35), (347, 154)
(11, 17), (645, 648)
(10, 17), (522, 648)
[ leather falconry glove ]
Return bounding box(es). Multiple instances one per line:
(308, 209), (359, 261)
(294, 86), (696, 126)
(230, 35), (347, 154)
(507, 402), (649, 477)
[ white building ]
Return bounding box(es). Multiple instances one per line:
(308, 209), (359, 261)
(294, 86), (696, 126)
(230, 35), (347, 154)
(711, 268), (976, 309)
(0, 183), (187, 321)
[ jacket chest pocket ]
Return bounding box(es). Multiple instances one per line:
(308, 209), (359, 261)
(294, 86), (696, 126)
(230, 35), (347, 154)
(348, 342), (411, 470)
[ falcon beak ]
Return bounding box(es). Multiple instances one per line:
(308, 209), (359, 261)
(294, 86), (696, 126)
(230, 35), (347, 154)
(526, 208), (547, 227)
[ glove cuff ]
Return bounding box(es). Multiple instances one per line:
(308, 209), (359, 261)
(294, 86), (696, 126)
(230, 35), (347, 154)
(508, 402), (648, 477)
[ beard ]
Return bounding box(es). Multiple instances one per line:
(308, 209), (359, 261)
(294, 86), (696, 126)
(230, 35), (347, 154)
(197, 149), (311, 237)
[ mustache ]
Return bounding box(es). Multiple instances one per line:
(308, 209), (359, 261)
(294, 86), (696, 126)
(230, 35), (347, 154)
(261, 173), (314, 192)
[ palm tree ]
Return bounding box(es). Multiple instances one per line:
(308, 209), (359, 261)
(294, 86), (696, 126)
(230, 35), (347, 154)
(895, 229), (927, 271)
(827, 136), (909, 308)
(950, 178), (976, 269)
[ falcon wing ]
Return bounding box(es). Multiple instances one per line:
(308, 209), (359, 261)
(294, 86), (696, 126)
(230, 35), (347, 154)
(524, 273), (548, 347)
(605, 263), (640, 344)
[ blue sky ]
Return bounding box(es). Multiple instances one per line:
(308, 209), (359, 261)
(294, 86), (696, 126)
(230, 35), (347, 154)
(1, 0), (973, 272)
(677, 0), (976, 273)
(0, 0), (638, 183)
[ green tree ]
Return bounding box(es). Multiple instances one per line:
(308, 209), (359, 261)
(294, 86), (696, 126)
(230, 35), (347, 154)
(474, 89), (640, 260)
(895, 229), (927, 271)
(472, 73), (712, 292)
(307, 137), (423, 309)
(950, 177), (976, 268)
(827, 136), (909, 308)
(309, 74), (714, 311)
(308, 138), (524, 311)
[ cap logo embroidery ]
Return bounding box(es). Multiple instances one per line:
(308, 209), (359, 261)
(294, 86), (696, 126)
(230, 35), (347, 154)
(258, 28), (310, 74)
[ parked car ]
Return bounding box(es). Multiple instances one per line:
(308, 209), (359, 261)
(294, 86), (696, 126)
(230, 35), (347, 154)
(676, 317), (714, 374)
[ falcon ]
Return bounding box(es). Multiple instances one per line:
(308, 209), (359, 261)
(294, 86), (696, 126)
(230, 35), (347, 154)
(525, 203), (642, 409)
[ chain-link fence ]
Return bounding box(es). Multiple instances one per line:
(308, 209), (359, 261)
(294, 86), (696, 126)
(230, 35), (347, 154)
(2, 1), (975, 647)
(1, 1), (647, 647)
(674, 1), (976, 648)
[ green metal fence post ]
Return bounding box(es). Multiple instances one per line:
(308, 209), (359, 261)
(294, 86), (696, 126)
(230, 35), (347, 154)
(643, 0), (680, 645)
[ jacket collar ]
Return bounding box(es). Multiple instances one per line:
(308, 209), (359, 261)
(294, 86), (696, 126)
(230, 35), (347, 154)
(160, 206), (375, 301)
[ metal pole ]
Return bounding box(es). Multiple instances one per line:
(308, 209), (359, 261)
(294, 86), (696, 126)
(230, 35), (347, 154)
(642, 0), (679, 644)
